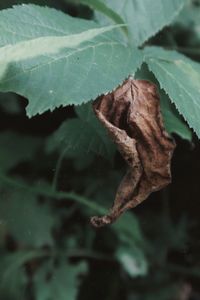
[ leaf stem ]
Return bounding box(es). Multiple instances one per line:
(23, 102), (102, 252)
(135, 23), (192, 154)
(52, 149), (66, 191)
(0, 173), (106, 215)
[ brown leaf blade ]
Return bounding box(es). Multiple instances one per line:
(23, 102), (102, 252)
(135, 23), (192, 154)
(91, 79), (175, 227)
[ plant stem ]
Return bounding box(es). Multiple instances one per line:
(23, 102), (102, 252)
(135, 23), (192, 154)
(52, 149), (66, 191)
(0, 173), (106, 215)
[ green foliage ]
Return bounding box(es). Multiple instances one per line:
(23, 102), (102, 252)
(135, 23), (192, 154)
(144, 46), (200, 136)
(34, 260), (87, 300)
(79, 0), (126, 30)
(93, 0), (186, 46)
(0, 131), (42, 171)
(135, 63), (192, 141)
(160, 91), (192, 141)
(0, 1), (200, 300)
(0, 189), (55, 246)
(0, 250), (42, 300)
(47, 102), (116, 161)
(0, 4), (142, 116)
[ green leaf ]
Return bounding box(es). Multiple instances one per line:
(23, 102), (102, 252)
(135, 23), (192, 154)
(116, 246), (147, 277)
(144, 46), (200, 137)
(0, 131), (42, 172)
(94, 0), (186, 46)
(79, 0), (127, 32)
(0, 250), (41, 300)
(0, 4), (142, 117)
(160, 91), (192, 141)
(114, 213), (148, 277)
(135, 63), (192, 141)
(0, 188), (55, 246)
(34, 259), (87, 300)
(46, 102), (116, 161)
(176, 0), (200, 41)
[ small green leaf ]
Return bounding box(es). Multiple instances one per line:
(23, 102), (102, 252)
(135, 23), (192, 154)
(47, 102), (116, 161)
(116, 246), (147, 277)
(144, 46), (200, 137)
(34, 259), (87, 300)
(114, 213), (148, 277)
(0, 4), (142, 116)
(94, 0), (186, 46)
(0, 250), (41, 300)
(0, 188), (55, 246)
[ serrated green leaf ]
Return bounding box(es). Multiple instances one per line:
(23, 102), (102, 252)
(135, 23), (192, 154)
(144, 46), (200, 137)
(135, 63), (192, 141)
(0, 131), (42, 171)
(0, 188), (55, 246)
(94, 0), (186, 46)
(0, 4), (142, 117)
(160, 91), (192, 141)
(47, 102), (116, 161)
(34, 259), (87, 300)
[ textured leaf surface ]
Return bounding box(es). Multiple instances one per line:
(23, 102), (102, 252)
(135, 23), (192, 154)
(0, 189), (55, 246)
(144, 46), (200, 137)
(34, 260), (87, 300)
(47, 102), (116, 161)
(95, 0), (186, 46)
(0, 4), (142, 116)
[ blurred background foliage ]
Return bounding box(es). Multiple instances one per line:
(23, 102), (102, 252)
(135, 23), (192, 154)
(0, 0), (200, 299)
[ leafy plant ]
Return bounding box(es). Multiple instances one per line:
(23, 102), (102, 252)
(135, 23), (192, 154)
(0, 0), (200, 299)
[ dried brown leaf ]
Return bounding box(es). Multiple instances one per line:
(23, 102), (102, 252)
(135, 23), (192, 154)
(91, 78), (175, 227)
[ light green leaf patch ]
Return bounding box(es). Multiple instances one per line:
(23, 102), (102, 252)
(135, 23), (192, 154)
(114, 213), (148, 277)
(144, 46), (200, 137)
(0, 4), (142, 117)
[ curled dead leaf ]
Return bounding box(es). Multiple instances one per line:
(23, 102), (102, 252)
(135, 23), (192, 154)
(91, 78), (175, 227)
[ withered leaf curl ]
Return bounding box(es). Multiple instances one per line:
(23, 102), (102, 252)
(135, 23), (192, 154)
(91, 79), (175, 227)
